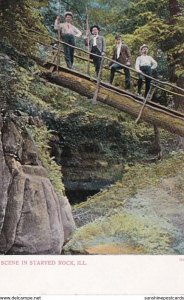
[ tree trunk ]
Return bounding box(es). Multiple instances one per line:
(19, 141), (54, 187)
(41, 70), (184, 137)
(163, 0), (182, 82)
(169, 0), (181, 23)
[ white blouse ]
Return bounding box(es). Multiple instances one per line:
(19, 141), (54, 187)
(135, 55), (157, 72)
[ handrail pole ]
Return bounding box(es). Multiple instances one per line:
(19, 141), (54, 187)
(135, 85), (157, 123)
(56, 28), (61, 72)
(86, 6), (90, 75)
(56, 0), (62, 73)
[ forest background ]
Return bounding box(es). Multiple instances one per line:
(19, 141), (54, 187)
(0, 0), (183, 84)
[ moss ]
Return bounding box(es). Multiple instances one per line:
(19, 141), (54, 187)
(75, 151), (184, 212)
(86, 243), (145, 254)
(72, 211), (175, 254)
(70, 151), (184, 254)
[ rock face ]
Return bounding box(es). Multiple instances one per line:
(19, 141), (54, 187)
(0, 115), (75, 254)
(48, 113), (127, 203)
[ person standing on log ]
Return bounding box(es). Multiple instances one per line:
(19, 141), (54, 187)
(109, 35), (131, 90)
(54, 12), (82, 69)
(87, 25), (106, 76)
(135, 44), (157, 97)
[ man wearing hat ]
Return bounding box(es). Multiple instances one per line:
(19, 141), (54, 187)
(135, 44), (157, 97)
(54, 12), (82, 69)
(109, 35), (131, 90)
(87, 25), (106, 75)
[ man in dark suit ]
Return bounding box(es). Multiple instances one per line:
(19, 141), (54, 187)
(87, 25), (106, 75)
(109, 35), (131, 89)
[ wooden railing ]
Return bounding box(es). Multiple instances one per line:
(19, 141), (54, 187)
(27, 29), (184, 100)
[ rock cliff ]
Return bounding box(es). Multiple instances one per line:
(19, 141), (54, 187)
(0, 114), (75, 254)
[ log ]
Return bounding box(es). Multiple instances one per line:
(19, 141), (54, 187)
(41, 70), (184, 137)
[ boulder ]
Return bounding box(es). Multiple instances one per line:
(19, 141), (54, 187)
(0, 115), (75, 254)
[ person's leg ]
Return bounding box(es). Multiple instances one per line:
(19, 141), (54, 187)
(63, 45), (71, 68)
(145, 77), (152, 97)
(92, 55), (98, 74)
(91, 47), (101, 75)
(70, 48), (74, 66)
(110, 68), (115, 84)
(124, 67), (131, 89)
(91, 47), (97, 74)
(69, 35), (75, 67)
(144, 66), (152, 97)
(95, 56), (102, 75)
(137, 74), (143, 94)
(63, 35), (72, 68)
(110, 63), (122, 84)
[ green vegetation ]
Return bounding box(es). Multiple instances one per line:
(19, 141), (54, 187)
(73, 212), (174, 254)
(67, 151), (184, 254)
(74, 150), (184, 211)
(30, 124), (65, 195)
(0, 0), (50, 55)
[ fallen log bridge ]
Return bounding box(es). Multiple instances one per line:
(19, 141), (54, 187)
(41, 68), (184, 137)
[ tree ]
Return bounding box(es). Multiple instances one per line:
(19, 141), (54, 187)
(43, 0), (92, 31)
(0, 0), (49, 55)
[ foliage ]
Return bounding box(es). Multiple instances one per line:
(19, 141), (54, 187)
(0, 53), (18, 110)
(42, 0), (97, 34)
(47, 0), (183, 83)
(29, 124), (65, 195)
(0, 52), (65, 195)
(0, 0), (50, 55)
(105, 0), (182, 79)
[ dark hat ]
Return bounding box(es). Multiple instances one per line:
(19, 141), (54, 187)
(64, 11), (73, 18)
(140, 44), (148, 51)
(90, 25), (100, 33)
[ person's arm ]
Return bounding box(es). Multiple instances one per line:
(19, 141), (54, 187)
(125, 45), (131, 65)
(73, 25), (82, 37)
(150, 57), (158, 69)
(135, 56), (141, 73)
(54, 16), (61, 30)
